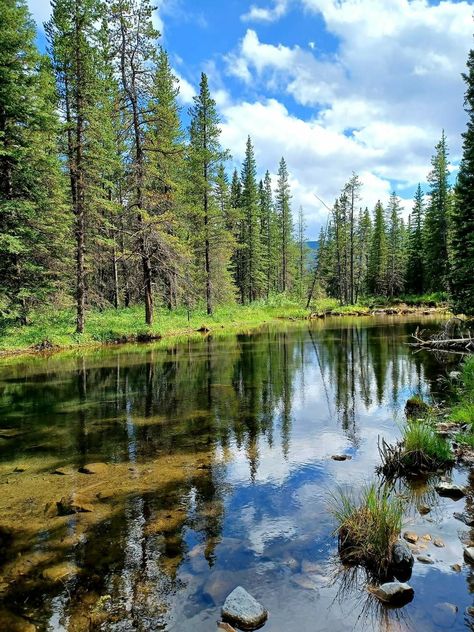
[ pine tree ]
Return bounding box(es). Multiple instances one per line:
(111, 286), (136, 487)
(240, 137), (264, 302)
(451, 49), (474, 315)
(187, 73), (232, 313)
(229, 169), (244, 301)
(368, 201), (388, 296)
(259, 171), (278, 298)
(424, 131), (451, 292)
(275, 157), (294, 293)
(354, 207), (372, 301)
(144, 46), (187, 310)
(406, 184), (425, 294)
(386, 193), (406, 297)
(0, 0), (68, 322)
(296, 206), (308, 300)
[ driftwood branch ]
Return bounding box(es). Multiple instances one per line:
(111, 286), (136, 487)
(409, 320), (474, 352)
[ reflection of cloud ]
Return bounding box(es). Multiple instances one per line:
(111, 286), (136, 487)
(240, 506), (297, 554)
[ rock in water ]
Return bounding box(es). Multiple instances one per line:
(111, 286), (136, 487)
(391, 541), (414, 579)
(464, 547), (474, 564)
(222, 586), (268, 630)
(435, 482), (466, 500)
(369, 582), (414, 607)
(331, 454), (352, 461)
(454, 512), (474, 526)
(403, 531), (419, 544)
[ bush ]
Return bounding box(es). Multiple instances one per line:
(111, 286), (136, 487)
(330, 483), (403, 578)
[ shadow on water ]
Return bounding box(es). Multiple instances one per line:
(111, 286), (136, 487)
(0, 315), (471, 631)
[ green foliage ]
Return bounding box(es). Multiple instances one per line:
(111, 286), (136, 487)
(368, 201), (388, 295)
(451, 50), (474, 315)
(406, 185), (425, 294)
(330, 483), (403, 576)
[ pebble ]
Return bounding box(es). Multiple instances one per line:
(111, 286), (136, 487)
(433, 538), (445, 548)
(403, 531), (419, 544)
(417, 555), (434, 564)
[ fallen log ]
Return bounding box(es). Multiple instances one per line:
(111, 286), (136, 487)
(409, 325), (474, 352)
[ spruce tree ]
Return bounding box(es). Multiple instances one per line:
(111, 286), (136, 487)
(275, 157), (294, 293)
(187, 73), (232, 313)
(259, 171), (277, 298)
(368, 201), (388, 296)
(451, 49), (474, 315)
(406, 184), (425, 294)
(386, 192), (405, 297)
(424, 131), (451, 292)
(240, 137), (264, 301)
(0, 0), (68, 323)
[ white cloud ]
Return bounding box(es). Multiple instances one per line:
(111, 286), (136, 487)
(174, 71), (196, 104)
(222, 0), (473, 235)
(241, 0), (290, 22)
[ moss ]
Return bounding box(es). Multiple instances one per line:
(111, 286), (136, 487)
(405, 395), (430, 418)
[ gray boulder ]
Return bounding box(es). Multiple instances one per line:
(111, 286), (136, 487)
(222, 586), (268, 630)
(369, 582), (414, 606)
(435, 482), (466, 500)
(391, 541), (414, 581)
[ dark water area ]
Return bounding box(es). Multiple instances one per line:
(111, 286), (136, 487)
(0, 315), (473, 631)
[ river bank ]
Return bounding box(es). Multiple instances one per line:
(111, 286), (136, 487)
(0, 298), (451, 358)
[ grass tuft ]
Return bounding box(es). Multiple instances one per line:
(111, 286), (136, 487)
(379, 419), (454, 478)
(330, 483), (403, 578)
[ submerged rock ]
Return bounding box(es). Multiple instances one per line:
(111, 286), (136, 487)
(418, 504), (431, 515)
(369, 582), (414, 606)
(433, 538), (445, 548)
(432, 602), (458, 627)
(435, 482), (466, 500)
(0, 608), (36, 631)
(222, 586), (268, 630)
(42, 563), (80, 583)
(451, 563), (462, 572)
(403, 531), (419, 544)
(331, 454), (352, 461)
(417, 555), (434, 564)
(218, 623), (237, 632)
(57, 494), (94, 516)
(78, 462), (108, 475)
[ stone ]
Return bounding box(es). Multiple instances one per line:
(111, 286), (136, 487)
(391, 541), (414, 581)
(421, 534), (431, 541)
(449, 371), (461, 380)
(433, 538), (445, 548)
(418, 504), (431, 515)
(403, 531), (419, 544)
(331, 454), (352, 461)
(52, 467), (73, 476)
(42, 563), (80, 583)
(451, 563), (462, 572)
(78, 462), (108, 475)
(435, 482), (466, 500)
(454, 512), (474, 526)
(464, 547), (474, 564)
(417, 555), (434, 564)
(218, 624), (237, 632)
(432, 602), (458, 627)
(467, 606), (474, 617)
(221, 586), (268, 631)
(405, 397), (430, 417)
(368, 582), (414, 606)
(57, 494), (94, 516)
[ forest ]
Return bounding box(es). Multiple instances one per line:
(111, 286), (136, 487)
(1, 0), (474, 345)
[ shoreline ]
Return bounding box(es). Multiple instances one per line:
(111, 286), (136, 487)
(0, 305), (451, 361)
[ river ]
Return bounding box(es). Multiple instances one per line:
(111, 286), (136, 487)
(0, 315), (472, 631)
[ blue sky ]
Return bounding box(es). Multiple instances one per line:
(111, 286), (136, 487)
(28, 0), (473, 238)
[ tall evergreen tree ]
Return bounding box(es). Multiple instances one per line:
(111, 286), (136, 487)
(47, 0), (105, 332)
(386, 192), (405, 297)
(240, 137), (264, 301)
(0, 0), (68, 322)
(187, 73), (232, 313)
(451, 49), (474, 315)
(275, 157), (294, 293)
(406, 184), (425, 294)
(259, 171), (278, 298)
(424, 131), (451, 292)
(368, 201), (388, 295)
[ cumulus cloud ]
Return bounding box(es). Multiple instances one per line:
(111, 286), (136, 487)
(241, 0), (290, 22)
(222, 0), (472, 235)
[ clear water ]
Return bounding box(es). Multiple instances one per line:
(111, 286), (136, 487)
(0, 315), (473, 631)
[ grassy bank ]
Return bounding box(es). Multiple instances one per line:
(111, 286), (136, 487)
(0, 294), (449, 356)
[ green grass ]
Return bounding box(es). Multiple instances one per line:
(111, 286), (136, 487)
(330, 483), (403, 577)
(455, 432), (474, 448)
(449, 357), (474, 429)
(379, 419), (454, 478)
(0, 293), (450, 356)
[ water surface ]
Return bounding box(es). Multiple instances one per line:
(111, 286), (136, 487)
(1, 315), (473, 631)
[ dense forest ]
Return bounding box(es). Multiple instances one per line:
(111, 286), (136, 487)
(1, 0), (473, 337)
